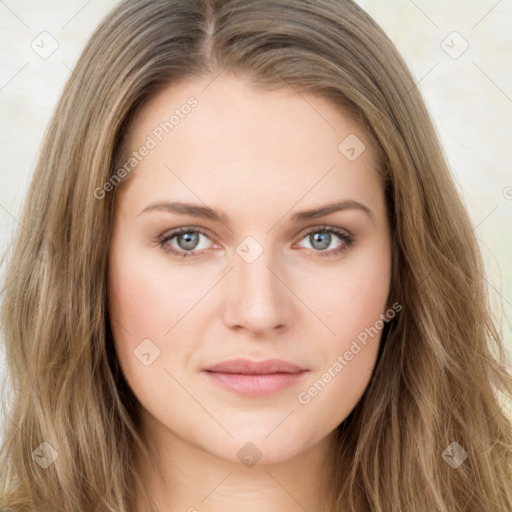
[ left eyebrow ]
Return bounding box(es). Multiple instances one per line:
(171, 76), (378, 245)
(291, 200), (374, 222)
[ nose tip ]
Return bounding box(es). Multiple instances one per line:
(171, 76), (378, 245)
(222, 251), (291, 335)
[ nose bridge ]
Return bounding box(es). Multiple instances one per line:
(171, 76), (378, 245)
(223, 238), (291, 332)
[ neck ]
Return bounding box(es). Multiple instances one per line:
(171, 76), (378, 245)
(133, 413), (338, 512)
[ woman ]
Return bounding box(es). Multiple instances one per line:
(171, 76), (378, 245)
(1, 1), (511, 511)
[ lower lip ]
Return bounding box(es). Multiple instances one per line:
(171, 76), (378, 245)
(203, 371), (308, 397)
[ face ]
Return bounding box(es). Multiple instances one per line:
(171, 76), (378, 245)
(107, 75), (392, 465)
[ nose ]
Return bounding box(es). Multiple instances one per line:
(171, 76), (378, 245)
(222, 246), (293, 336)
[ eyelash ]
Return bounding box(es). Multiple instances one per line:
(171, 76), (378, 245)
(157, 225), (355, 260)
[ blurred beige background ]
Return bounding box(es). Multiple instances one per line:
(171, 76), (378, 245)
(0, 0), (511, 363)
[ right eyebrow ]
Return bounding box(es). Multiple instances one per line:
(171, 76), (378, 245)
(138, 201), (229, 224)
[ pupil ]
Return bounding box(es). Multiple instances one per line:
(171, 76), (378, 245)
(178, 232), (199, 250)
(311, 232), (331, 250)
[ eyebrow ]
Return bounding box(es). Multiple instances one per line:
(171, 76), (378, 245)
(291, 200), (373, 222)
(138, 199), (374, 223)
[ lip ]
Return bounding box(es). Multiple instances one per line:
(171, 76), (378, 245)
(204, 358), (307, 375)
(202, 358), (309, 397)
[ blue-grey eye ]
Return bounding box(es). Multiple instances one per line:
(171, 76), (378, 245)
(297, 227), (354, 257)
(309, 232), (332, 251)
(176, 232), (201, 251)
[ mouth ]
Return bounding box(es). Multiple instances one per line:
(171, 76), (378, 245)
(202, 358), (309, 397)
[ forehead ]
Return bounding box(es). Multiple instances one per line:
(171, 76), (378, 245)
(119, 76), (383, 217)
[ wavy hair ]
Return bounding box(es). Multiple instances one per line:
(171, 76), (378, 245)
(1, 0), (511, 510)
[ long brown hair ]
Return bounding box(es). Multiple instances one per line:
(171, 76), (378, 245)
(1, 1), (511, 510)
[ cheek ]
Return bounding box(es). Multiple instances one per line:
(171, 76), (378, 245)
(107, 242), (179, 368)
(313, 246), (391, 347)
(296, 285), (388, 427)
(107, 245), (202, 408)
(297, 242), (391, 410)
(108, 243), (212, 339)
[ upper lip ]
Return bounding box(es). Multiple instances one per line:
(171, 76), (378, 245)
(203, 358), (307, 375)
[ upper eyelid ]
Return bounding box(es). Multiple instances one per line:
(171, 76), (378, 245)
(300, 224), (352, 236)
(161, 226), (217, 243)
(160, 224), (352, 248)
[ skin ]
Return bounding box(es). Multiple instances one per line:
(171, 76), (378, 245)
(107, 75), (392, 512)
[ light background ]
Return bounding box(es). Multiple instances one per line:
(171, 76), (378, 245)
(0, 0), (511, 409)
